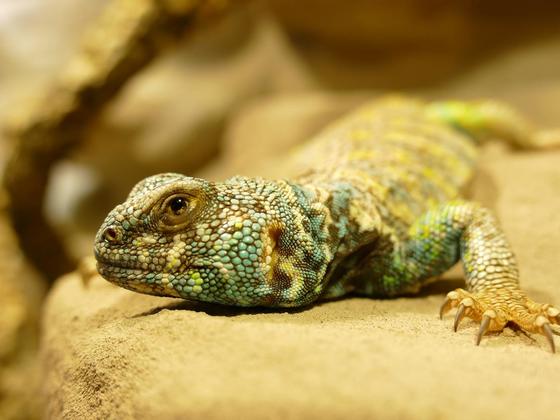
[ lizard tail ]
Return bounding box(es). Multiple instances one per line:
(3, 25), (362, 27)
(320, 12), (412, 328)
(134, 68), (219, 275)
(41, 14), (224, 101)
(425, 100), (560, 150)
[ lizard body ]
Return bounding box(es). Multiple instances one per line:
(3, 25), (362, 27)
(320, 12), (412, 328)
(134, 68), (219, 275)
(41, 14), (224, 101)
(94, 97), (560, 350)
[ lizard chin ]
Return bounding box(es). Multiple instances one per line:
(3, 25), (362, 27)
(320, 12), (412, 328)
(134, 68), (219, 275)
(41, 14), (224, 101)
(97, 258), (269, 304)
(95, 262), (171, 295)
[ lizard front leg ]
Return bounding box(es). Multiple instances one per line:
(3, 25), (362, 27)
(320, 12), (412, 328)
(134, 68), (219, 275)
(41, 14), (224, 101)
(371, 201), (559, 351)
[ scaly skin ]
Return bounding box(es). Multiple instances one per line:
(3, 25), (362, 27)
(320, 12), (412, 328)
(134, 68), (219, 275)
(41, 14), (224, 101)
(94, 97), (560, 351)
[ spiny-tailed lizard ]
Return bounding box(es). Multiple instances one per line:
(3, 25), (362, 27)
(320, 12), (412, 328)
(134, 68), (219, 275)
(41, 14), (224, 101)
(94, 97), (560, 352)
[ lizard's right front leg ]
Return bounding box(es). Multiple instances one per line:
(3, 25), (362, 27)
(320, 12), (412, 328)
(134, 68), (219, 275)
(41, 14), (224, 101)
(368, 201), (559, 351)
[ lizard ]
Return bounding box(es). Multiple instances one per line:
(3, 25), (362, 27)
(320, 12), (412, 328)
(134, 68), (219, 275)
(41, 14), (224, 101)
(94, 96), (560, 352)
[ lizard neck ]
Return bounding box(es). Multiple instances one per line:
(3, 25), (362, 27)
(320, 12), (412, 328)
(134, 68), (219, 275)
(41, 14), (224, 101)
(289, 179), (383, 264)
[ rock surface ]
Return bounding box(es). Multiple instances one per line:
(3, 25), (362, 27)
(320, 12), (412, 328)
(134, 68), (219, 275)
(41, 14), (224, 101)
(0, 211), (45, 420)
(267, 0), (560, 88)
(42, 120), (560, 419)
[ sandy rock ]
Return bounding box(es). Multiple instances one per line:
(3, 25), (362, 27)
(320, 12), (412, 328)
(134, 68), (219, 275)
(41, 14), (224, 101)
(268, 0), (472, 53)
(42, 141), (560, 419)
(268, 0), (560, 51)
(0, 212), (45, 420)
(266, 0), (560, 88)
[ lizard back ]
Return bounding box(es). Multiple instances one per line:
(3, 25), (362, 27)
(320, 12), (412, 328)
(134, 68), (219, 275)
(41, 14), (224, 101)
(292, 97), (478, 237)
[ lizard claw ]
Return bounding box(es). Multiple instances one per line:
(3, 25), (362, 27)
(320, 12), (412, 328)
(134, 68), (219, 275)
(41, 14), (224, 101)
(453, 303), (467, 332)
(439, 288), (558, 352)
(476, 314), (492, 346)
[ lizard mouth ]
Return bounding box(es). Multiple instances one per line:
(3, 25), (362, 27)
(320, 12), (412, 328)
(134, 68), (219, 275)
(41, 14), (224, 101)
(95, 257), (138, 271)
(93, 246), (148, 271)
(95, 252), (211, 275)
(95, 259), (209, 272)
(95, 257), (217, 300)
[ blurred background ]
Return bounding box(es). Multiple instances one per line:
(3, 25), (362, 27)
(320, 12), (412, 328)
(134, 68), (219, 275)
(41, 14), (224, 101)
(1, 0), (559, 418)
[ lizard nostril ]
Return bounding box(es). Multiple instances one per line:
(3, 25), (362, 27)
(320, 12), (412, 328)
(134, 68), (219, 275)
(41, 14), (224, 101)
(103, 226), (121, 243)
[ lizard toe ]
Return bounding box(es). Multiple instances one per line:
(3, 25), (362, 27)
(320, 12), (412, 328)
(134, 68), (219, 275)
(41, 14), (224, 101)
(439, 288), (558, 352)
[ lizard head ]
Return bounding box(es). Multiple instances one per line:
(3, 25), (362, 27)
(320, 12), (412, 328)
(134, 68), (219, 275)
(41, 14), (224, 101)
(94, 173), (331, 307)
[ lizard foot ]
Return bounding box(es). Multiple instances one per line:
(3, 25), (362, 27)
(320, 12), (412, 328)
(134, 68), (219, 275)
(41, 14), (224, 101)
(439, 288), (559, 353)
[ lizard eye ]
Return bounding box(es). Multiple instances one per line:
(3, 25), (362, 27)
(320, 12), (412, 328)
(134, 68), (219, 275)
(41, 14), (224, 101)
(169, 196), (188, 215)
(162, 194), (191, 224)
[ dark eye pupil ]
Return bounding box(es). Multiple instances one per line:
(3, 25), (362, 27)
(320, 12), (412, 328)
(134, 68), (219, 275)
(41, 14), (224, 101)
(170, 197), (187, 215)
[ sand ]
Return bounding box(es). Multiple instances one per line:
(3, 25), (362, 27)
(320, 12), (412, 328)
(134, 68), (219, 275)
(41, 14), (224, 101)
(41, 132), (560, 419)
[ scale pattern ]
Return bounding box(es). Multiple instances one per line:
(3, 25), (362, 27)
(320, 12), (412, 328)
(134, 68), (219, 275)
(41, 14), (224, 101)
(94, 97), (559, 351)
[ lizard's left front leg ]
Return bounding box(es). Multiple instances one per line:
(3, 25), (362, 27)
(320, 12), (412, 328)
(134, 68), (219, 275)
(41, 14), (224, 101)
(377, 201), (559, 351)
